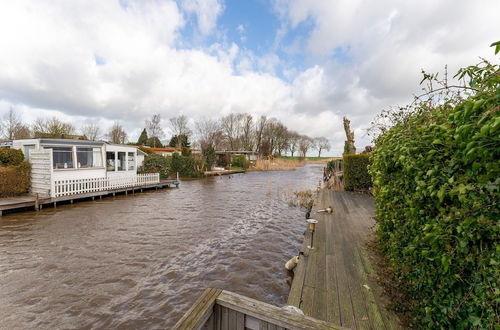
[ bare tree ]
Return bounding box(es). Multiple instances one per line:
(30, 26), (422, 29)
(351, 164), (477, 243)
(81, 123), (100, 141)
(32, 117), (75, 138)
(106, 121), (127, 144)
(195, 118), (224, 149)
(146, 114), (164, 147)
(273, 122), (290, 156)
(168, 115), (191, 149)
(240, 114), (254, 151)
(288, 132), (300, 157)
(298, 135), (313, 157)
(254, 115), (267, 154)
(220, 113), (243, 150)
(314, 137), (331, 157)
(0, 108), (31, 139)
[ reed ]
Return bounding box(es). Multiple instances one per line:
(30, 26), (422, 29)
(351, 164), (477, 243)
(251, 158), (305, 171)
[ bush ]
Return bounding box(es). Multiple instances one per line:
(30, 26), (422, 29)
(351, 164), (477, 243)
(232, 154), (250, 169)
(202, 146), (216, 171)
(0, 148), (24, 166)
(369, 55), (499, 328)
(343, 154), (371, 191)
(170, 152), (202, 178)
(140, 153), (170, 180)
(0, 162), (31, 197)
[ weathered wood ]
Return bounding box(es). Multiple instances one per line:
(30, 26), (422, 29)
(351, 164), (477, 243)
(216, 290), (342, 330)
(172, 288), (222, 330)
(287, 189), (402, 329)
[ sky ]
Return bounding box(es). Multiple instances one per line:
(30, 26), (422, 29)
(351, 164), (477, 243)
(0, 0), (498, 155)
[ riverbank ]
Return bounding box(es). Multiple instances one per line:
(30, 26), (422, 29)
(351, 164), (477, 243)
(288, 188), (402, 328)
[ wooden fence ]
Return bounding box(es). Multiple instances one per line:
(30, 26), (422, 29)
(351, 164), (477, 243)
(52, 173), (160, 197)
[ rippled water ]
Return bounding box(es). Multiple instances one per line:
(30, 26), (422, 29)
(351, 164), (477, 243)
(0, 164), (323, 329)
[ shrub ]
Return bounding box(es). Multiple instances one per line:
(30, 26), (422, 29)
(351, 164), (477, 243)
(170, 152), (202, 178)
(140, 153), (170, 180)
(232, 154), (250, 169)
(343, 154), (371, 191)
(369, 54), (499, 328)
(0, 148), (24, 166)
(0, 161), (31, 197)
(202, 146), (216, 171)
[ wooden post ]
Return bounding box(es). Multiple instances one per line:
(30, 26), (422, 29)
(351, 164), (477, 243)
(35, 193), (39, 211)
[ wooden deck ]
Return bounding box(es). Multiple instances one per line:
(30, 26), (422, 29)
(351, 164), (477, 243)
(288, 189), (401, 329)
(173, 288), (342, 330)
(0, 180), (179, 216)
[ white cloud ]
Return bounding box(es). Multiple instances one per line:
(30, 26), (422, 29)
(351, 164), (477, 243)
(181, 0), (223, 36)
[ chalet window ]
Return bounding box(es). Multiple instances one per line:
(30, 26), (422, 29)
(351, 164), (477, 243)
(53, 147), (73, 169)
(106, 152), (115, 171)
(76, 147), (102, 168)
(117, 152), (126, 171)
(128, 152), (135, 170)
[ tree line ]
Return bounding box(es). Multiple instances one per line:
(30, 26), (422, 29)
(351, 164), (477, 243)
(0, 109), (331, 157)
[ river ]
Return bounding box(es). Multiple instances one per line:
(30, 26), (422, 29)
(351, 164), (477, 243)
(0, 164), (323, 329)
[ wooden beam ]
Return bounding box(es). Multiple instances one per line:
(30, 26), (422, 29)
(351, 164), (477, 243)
(172, 288), (222, 330)
(216, 290), (343, 330)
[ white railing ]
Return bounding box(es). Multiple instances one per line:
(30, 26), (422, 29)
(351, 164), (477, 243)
(52, 173), (160, 197)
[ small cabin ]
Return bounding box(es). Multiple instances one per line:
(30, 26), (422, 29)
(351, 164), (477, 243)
(11, 138), (158, 198)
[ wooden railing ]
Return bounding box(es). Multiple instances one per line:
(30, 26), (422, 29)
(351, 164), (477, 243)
(52, 173), (160, 197)
(173, 288), (342, 330)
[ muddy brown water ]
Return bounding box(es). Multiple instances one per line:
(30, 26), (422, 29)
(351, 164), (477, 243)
(0, 164), (323, 329)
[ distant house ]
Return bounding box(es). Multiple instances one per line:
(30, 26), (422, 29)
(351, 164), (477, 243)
(11, 138), (159, 198)
(142, 146), (179, 157)
(215, 151), (259, 167)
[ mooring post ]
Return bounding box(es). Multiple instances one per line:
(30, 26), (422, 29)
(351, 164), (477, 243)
(35, 193), (39, 211)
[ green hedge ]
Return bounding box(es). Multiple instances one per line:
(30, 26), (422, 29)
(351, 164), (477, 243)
(232, 154), (250, 169)
(369, 68), (499, 326)
(343, 154), (371, 191)
(140, 153), (170, 180)
(0, 162), (31, 197)
(0, 148), (24, 166)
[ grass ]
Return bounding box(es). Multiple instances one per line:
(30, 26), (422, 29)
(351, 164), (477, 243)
(281, 156), (336, 162)
(251, 158), (305, 171)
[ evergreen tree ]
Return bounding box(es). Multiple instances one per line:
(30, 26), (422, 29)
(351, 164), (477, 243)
(169, 134), (190, 148)
(137, 128), (148, 146)
(147, 136), (163, 148)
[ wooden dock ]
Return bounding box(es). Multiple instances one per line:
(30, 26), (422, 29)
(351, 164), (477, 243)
(0, 179), (178, 216)
(172, 288), (341, 330)
(203, 169), (245, 177)
(288, 189), (401, 329)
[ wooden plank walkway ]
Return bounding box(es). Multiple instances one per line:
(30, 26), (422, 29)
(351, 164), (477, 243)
(288, 189), (402, 329)
(0, 180), (178, 216)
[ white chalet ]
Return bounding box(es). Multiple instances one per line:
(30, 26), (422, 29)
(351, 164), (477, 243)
(12, 139), (159, 198)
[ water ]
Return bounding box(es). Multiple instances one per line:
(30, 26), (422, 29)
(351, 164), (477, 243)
(0, 164), (323, 329)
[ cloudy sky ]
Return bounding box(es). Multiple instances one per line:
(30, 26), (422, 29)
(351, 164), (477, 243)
(0, 0), (498, 155)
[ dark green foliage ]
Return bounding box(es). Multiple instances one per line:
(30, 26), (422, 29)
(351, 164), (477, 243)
(232, 154), (250, 169)
(181, 147), (192, 157)
(0, 148), (24, 166)
(343, 154), (371, 191)
(137, 128), (148, 146)
(343, 141), (350, 155)
(370, 56), (499, 328)
(202, 146), (216, 171)
(147, 136), (163, 148)
(0, 161), (31, 197)
(170, 152), (201, 178)
(169, 134), (190, 148)
(140, 153), (170, 180)
(326, 159), (342, 172)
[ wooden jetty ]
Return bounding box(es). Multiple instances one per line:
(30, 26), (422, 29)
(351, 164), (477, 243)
(172, 288), (341, 330)
(172, 188), (401, 329)
(204, 169), (245, 177)
(288, 189), (401, 329)
(0, 179), (178, 216)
